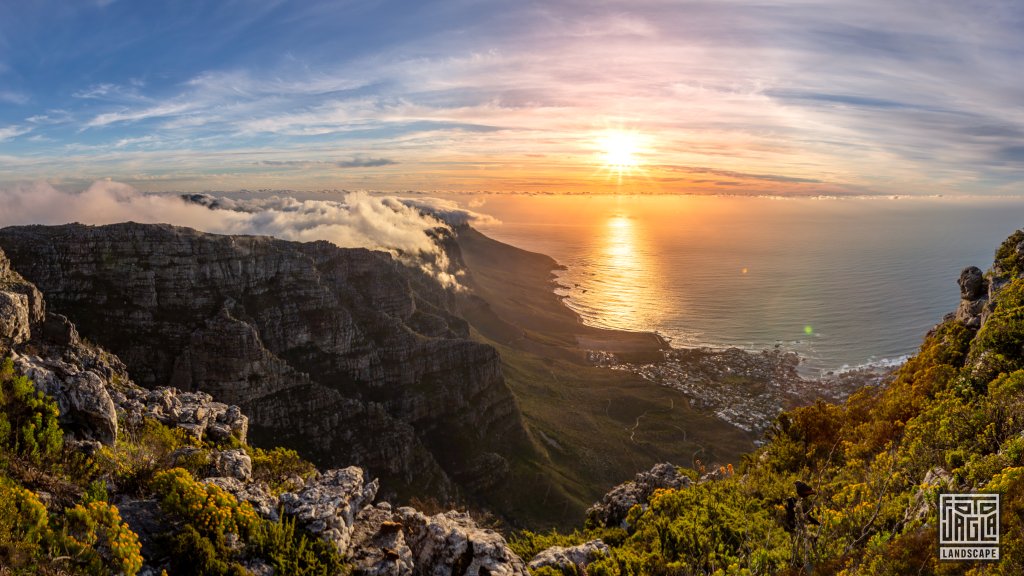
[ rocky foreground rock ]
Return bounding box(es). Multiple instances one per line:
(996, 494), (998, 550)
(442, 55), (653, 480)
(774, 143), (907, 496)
(527, 540), (610, 573)
(585, 461), (692, 528)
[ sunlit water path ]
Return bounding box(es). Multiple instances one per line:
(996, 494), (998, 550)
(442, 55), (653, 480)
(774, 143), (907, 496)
(468, 194), (1024, 376)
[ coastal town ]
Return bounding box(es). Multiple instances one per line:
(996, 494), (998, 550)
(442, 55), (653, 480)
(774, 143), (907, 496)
(591, 346), (893, 434)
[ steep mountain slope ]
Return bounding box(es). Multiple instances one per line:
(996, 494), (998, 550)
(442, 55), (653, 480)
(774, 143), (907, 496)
(0, 244), (530, 576)
(0, 222), (529, 508)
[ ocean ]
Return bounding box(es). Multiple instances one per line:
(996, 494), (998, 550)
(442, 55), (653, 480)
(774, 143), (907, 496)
(466, 194), (1024, 376)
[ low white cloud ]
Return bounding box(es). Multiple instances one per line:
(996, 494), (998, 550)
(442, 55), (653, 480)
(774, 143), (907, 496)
(0, 180), (497, 290)
(391, 196), (499, 227)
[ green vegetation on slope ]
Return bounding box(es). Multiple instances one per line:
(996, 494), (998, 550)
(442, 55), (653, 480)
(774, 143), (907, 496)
(514, 238), (1024, 574)
(0, 357), (344, 575)
(485, 338), (754, 531)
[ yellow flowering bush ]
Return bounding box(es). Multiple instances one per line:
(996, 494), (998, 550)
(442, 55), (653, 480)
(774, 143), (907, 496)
(152, 467), (259, 540)
(0, 479), (50, 567)
(152, 467), (344, 576)
(59, 500), (143, 576)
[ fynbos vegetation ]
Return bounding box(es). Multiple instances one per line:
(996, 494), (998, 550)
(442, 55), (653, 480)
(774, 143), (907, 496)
(512, 233), (1024, 575)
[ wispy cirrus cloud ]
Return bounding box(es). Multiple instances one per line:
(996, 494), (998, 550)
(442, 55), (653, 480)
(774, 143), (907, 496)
(0, 0), (1022, 194)
(257, 157), (398, 168)
(84, 102), (195, 128)
(336, 157), (397, 168)
(0, 125), (31, 142)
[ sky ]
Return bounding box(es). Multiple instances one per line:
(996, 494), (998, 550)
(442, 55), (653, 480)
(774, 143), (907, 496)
(1, 0), (1023, 195)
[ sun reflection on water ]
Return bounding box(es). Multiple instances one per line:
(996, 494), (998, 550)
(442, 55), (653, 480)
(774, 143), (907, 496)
(585, 213), (664, 332)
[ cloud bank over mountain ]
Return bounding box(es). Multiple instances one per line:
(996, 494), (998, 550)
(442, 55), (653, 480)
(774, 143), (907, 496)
(0, 180), (496, 288)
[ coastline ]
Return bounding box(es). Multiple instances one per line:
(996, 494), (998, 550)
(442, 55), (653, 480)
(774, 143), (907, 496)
(453, 226), (756, 527)
(455, 224), (892, 439)
(455, 226), (668, 363)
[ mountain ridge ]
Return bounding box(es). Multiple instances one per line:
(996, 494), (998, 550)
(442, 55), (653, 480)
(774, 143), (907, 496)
(0, 222), (525, 509)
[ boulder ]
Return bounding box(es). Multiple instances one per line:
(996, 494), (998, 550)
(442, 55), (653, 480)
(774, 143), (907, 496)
(959, 266), (986, 300)
(0, 291), (32, 347)
(212, 449), (253, 481)
(42, 313), (80, 346)
(586, 462), (691, 528)
(114, 386), (248, 445)
(904, 467), (953, 524)
(202, 477), (280, 521)
(528, 540), (610, 572)
(115, 498), (167, 566)
(279, 467), (379, 556)
(0, 247), (46, 350)
(397, 508), (528, 576)
(13, 353), (118, 444)
(350, 502), (415, 576)
(955, 266), (989, 329)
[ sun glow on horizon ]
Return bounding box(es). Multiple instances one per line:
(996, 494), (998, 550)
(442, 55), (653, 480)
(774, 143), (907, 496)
(595, 129), (648, 184)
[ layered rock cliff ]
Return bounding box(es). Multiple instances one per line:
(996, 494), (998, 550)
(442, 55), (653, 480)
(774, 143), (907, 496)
(0, 243), (530, 575)
(0, 223), (528, 504)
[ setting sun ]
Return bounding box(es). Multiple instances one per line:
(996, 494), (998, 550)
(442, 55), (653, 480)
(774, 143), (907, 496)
(596, 130), (647, 183)
(600, 131), (640, 168)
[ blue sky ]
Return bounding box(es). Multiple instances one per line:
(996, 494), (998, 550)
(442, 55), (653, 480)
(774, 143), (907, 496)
(1, 0), (1023, 194)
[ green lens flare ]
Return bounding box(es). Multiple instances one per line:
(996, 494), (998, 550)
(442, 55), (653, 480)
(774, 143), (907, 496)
(804, 325), (813, 335)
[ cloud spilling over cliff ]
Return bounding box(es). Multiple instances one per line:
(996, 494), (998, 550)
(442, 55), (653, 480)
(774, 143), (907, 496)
(0, 180), (495, 289)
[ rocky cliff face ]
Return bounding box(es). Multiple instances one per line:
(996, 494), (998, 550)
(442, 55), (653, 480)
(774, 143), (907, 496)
(0, 223), (527, 503)
(0, 244), (530, 575)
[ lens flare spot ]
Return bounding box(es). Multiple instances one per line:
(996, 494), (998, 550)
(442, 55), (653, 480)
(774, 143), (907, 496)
(804, 325), (814, 335)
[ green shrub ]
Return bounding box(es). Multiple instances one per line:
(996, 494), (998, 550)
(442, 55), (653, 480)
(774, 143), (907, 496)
(249, 446), (317, 494)
(509, 529), (589, 563)
(995, 230), (1024, 278)
(153, 467), (345, 575)
(83, 479), (109, 504)
(96, 417), (195, 494)
(153, 468), (259, 540)
(248, 514), (347, 576)
(0, 475), (144, 576)
(0, 357), (64, 465)
(971, 278), (1024, 379)
(168, 524), (249, 576)
(587, 481), (790, 575)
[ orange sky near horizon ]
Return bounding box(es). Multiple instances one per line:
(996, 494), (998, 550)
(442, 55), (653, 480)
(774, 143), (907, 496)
(1, 2), (1021, 196)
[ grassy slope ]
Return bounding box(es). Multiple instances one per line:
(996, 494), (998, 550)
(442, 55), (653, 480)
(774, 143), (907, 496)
(455, 227), (754, 530)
